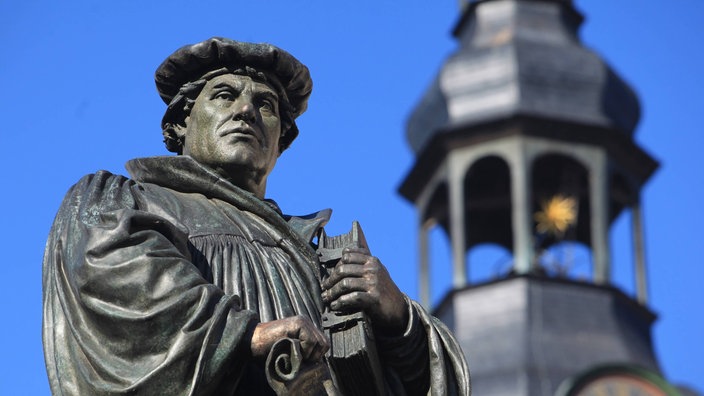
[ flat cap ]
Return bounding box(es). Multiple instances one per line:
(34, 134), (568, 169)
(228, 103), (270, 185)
(155, 37), (313, 120)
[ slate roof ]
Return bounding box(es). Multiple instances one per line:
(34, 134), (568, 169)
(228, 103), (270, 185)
(406, 0), (641, 154)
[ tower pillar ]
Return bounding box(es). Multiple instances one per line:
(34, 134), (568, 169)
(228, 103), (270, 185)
(418, 216), (432, 309)
(509, 143), (535, 274)
(632, 195), (648, 304)
(590, 152), (611, 284)
(449, 159), (468, 287)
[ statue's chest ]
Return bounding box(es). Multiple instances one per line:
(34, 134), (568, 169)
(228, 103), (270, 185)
(138, 185), (281, 247)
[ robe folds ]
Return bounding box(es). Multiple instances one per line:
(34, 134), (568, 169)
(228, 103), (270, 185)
(43, 156), (470, 395)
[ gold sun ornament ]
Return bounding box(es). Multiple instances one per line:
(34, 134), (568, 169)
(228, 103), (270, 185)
(534, 195), (578, 238)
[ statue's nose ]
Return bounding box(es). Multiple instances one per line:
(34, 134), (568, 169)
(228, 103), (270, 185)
(233, 101), (256, 123)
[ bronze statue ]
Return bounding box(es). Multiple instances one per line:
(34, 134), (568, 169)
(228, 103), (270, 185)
(42, 37), (470, 395)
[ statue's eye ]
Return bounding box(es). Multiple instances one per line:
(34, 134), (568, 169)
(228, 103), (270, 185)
(260, 99), (276, 112)
(214, 91), (235, 101)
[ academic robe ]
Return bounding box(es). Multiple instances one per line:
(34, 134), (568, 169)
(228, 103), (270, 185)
(42, 156), (470, 395)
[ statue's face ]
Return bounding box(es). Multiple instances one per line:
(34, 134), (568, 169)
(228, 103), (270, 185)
(182, 73), (281, 181)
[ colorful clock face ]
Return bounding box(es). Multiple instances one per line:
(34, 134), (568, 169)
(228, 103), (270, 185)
(573, 373), (668, 396)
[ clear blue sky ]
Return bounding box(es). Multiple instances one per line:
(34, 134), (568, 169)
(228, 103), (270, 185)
(1, 0), (702, 394)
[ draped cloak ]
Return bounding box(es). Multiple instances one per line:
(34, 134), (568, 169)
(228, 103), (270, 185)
(43, 156), (470, 395)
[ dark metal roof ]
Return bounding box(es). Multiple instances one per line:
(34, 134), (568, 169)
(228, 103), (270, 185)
(434, 275), (660, 395)
(406, 0), (641, 154)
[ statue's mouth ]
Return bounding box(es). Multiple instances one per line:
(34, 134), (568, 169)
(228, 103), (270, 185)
(220, 125), (262, 145)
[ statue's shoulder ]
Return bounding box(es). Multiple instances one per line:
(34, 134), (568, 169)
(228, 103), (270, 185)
(71, 170), (132, 189)
(57, 170), (138, 226)
(67, 170), (136, 202)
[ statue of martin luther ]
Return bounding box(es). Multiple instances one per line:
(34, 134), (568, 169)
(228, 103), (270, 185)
(43, 37), (470, 395)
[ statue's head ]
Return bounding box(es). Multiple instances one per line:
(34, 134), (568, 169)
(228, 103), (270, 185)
(156, 38), (312, 155)
(155, 38), (312, 195)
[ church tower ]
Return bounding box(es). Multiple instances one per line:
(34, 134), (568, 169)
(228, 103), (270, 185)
(399, 1), (683, 394)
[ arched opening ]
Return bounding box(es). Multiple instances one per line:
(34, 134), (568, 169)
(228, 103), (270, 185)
(419, 182), (454, 305)
(464, 155), (513, 249)
(608, 169), (647, 300)
(531, 154), (590, 276)
(463, 155), (513, 282)
(610, 208), (635, 295)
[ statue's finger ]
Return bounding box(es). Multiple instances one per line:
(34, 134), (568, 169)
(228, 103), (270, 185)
(324, 277), (369, 305)
(298, 324), (325, 361)
(342, 246), (371, 256)
(329, 290), (373, 312)
(310, 334), (329, 361)
(341, 251), (374, 265)
(322, 263), (365, 289)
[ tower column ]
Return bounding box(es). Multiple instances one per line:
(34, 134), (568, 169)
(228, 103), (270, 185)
(418, 216), (432, 309)
(510, 144), (534, 274)
(632, 195), (648, 304)
(590, 152), (611, 284)
(449, 163), (468, 288)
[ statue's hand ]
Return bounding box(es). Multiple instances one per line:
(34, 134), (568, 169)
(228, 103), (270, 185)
(250, 316), (329, 362)
(322, 247), (409, 335)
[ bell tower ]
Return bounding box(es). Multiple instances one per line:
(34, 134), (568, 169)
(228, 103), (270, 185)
(398, 0), (676, 394)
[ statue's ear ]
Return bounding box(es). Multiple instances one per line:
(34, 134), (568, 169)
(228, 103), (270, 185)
(173, 116), (189, 139)
(163, 116), (189, 154)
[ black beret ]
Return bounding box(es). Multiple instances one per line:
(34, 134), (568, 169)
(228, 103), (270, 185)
(155, 37), (313, 120)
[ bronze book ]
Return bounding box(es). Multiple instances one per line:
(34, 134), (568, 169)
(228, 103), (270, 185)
(318, 221), (384, 396)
